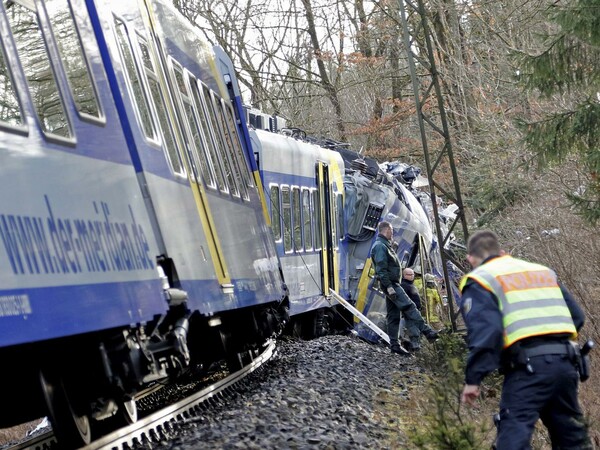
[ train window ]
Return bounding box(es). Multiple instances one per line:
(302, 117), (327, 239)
(221, 102), (254, 190)
(189, 80), (226, 192)
(46, 0), (100, 119)
(6, 1), (71, 138)
(330, 191), (337, 246)
(170, 62), (215, 187)
(217, 99), (250, 199)
(269, 185), (281, 241)
(292, 187), (302, 252)
(336, 193), (344, 243)
(214, 98), (247, 200)
(202, 87), (239, 197)
(114, 19), (155, 140)
(0, 41), (22, 126)
(136, 37), (183, 176)
(281, 186), (292, 253)
(312, 190), (322, 250)
(302, 188), (313, 251)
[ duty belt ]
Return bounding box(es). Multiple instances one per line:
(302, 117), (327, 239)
(523, 342), (576, 358)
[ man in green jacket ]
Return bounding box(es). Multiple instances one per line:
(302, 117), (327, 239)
(371, 221), (439, 355)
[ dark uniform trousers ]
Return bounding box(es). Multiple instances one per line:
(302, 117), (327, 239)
(386, 283), (429, 345)
(496, 353), (591, 450)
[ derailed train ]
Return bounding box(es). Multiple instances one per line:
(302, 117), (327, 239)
(248, 117), (447, 341)
(0, 0), (446, 447)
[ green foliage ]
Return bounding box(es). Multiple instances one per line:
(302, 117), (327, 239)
(464, 161), (533, 226)
(517, 100), (600, 163)
(517, 0), (600, 96)
(407, 334), (495, 450)
(516, 0), (600, 225)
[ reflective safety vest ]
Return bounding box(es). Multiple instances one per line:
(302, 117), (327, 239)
(459, 255), (576, 348)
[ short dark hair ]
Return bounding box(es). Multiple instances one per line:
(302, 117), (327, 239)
(467, 230), (501, 258)
(378, 221), (392, 233)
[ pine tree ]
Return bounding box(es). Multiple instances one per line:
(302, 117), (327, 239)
(517, 0), (600, 224)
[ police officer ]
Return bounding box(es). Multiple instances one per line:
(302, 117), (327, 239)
(371, 221), (439, 355)
(459, 230), (591, 449)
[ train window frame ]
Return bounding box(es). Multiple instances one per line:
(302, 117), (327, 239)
(312, 189), (322, 251)
(189, 78), (227, 192)
(336, 192), (344, 244)
(168, 59), (217, 189)
(195, 82), (230, 195)
(292, 186), (302, 253)
(217, 100), (251, 199)
(112, 18), (157, 142)
(5, 0), (74, 143)
(134, 33), (186, 178)
(214, 97), (247, 200)
(0, 28), (26, 134)
(330, 189), (338, 249)
(203, 88), (240, 198)
(302, 188), (313, 252)
(269, 184), (282, 242)
(220, 101), (255, 190)
(281, 184), (292, 253)
(43, 0), (104, 125)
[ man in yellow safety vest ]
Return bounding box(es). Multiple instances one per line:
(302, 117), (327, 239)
(459, 230), (591, 449)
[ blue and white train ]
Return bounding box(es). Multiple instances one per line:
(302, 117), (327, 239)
(247, 111), (445, 341)
(0, 0), (287, 446)
(251, 126), (353, 338)
(0, 0), (449, 446)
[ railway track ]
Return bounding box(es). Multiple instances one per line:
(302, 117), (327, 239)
(10, 341), (277, 450)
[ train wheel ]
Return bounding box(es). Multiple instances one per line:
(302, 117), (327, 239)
(40, 370), (92, 448)
(118, 397), (138, 425)
(92, 396), (137, 440)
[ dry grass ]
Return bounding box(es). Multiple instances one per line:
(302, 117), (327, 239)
(483, 168), (600, 447)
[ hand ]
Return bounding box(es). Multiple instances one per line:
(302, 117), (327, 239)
(386, 286), (398, 301)
(461, 384), (480, 406)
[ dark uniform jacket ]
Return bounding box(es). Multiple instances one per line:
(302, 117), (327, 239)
(460, 255), (586, 385)
(401, 279), (421, 310)
(370, 235), (400, 291)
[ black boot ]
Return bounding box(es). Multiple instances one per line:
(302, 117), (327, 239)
(403, 340), (421, 352)
(390, 342), (412, 357)
(424, 329), (440, 343)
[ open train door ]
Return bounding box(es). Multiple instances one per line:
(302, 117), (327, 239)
(315, 161), (338, 295)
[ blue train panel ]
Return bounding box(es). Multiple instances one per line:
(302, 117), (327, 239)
(251, 128), (345, 316)
(0, 0), (166, 346)
(88, 0), (285, 314)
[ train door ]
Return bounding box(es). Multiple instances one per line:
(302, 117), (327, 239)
(315, 161), (338, 295)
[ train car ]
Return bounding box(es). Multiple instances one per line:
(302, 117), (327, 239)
(0, 0), (287, 447)
(344, 158), (444, 340)
(246, 112), (445, 341)
(249, 124), (348, 338)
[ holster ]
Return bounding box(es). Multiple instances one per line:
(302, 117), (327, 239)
(576, 340), (594, 383)
(578, 354), (591, 382)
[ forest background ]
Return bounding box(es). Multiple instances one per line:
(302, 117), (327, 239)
(173, 0), (599, 448)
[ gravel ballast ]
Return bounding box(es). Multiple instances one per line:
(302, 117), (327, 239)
(157, 334), (426, 449)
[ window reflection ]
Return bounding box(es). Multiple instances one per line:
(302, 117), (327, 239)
(46, 0), (100, 118)
(0, 42), (22, 126)
(6, 2), (71, 137)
